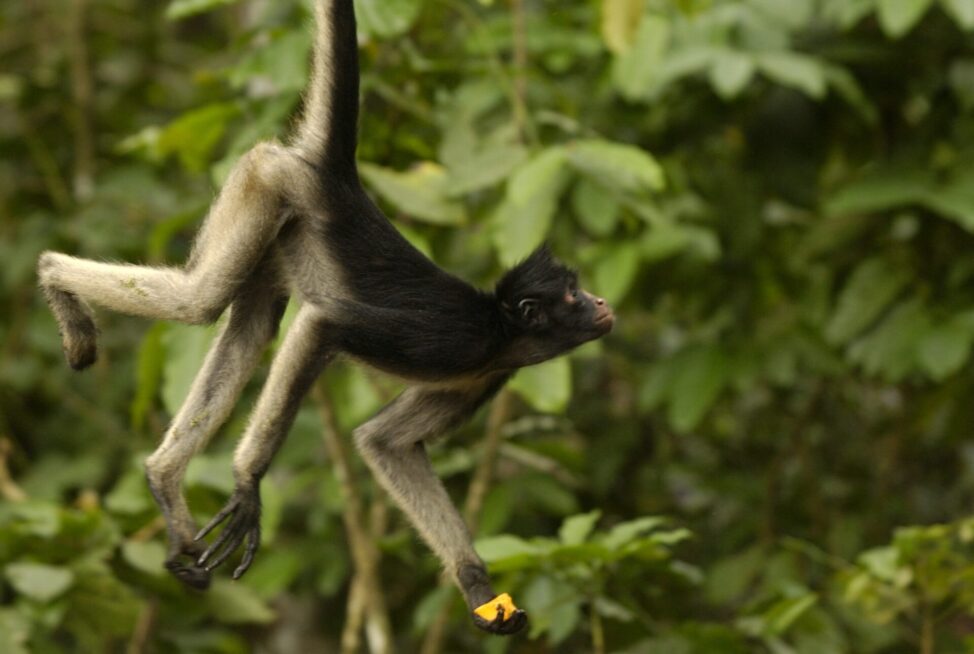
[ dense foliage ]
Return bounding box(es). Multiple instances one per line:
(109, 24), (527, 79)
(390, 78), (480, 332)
(4, 0), (974, 652)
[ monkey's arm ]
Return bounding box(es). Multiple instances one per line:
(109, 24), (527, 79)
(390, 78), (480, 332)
(353, 382), (527, 636)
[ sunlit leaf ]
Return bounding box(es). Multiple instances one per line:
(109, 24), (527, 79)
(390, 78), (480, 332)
(593, 241), (642, 304)
(877, 0), (935, 37)
(121, 541), (166, 577)
(509, 357), (572, 413)
(602, 0), (647, 53)
(611, 14), (672, 100)
(755, 52), (827, 99)
(207, 578), (276, 624)
(5, 562), (74, 602)
(227, 31), (312, 92)
(446, 142), (528, 197)
(710, 50), (756, 100)
(157, 103), (240, 172)
(0, 609), (30, 654)
(559, 510), (602, 545)
(762, 593), (820, 635)
(571, 179), (621, 237)
(166, 0), (238, 20)
(355, 0), (423, 38)
(360, 162), (466, 226)
(161, 323), (220, 415)
(567, 139), (664, 196)
(942, 0), (974, 29)
(492, 147), (571, 266)
(475, 535), (539, 562)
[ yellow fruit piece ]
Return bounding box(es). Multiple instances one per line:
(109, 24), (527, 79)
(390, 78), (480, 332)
(474, 593), (518, 622)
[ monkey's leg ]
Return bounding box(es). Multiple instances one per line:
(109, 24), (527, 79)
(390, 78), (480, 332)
(37, 142), (312, 369)
(144, 261), (288, 589)
(195, 304), (331, 578)
(353, 385), (527, 636)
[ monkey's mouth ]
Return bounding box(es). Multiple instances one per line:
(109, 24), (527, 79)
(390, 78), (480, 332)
(594, 308), (615, 333)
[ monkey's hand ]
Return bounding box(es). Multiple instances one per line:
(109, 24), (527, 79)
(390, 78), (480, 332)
(472, 593), (528, 636)
(194, 485), (262, 579)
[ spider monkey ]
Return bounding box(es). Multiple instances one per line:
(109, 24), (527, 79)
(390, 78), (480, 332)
(38, 0), (613, 636)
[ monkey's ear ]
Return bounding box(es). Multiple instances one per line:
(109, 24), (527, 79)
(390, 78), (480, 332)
(518, 298), (544, 327)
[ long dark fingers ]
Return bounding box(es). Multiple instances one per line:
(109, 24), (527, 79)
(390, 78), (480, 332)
(194, 500), (238, 542)
(233, 527), (261, 579)
(198, 514), (245, 570)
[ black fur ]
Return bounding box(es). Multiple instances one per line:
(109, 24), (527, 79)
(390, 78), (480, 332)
(322, 1), (359, 175)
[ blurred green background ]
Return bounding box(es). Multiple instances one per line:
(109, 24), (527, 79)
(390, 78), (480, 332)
(4, 0), (974, 652)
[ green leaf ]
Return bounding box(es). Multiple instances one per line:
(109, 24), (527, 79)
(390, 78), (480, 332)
(228, 30), (312, 92)
(166, 0), (238, 20)
(5, 562), (75, 602)
(602, 0), (648, 53)
(877, 0), (935, 37)
(355, 0), (423, 38)
(825, 167), (932, 217)
(446, 142), (528, 197)
(641, 222), (713, 263)
(121, 541), (167, 577)
(825, 64), (880, 125)
(157, 103), (240, 172)
(0, 609), (30, 654)
(917, 314), (974, 380)
(668, 346), (729, 432)
(825, 258), (910, 345)
(509, 357), (572, 413)
(567, 139), (664, 196)
(571, 179), (621, 237)
(104, 467), (154, 515)
(710, 51), (756, 100)
(360, 162), (466, 226)
(848, 299), (931, 381)
(611, 14), (672, 100)
(522, 576), (581, 645)
(161, 323), (219, 415)
(207, 578), (276, 625)
(823, 0), (877, 28)
(857, 546), (901, 583)
(755, 53), (827, 99)
(942, 0), (974, 29)
(559, 510), (602, 545)
(762, 593), (820, 635)
(475, 535), (539, 562)
(492, 147), (571, 266)
(131, 323), (166, 433)
(603, 516), (667, 549)
(593, 241), (642, 304)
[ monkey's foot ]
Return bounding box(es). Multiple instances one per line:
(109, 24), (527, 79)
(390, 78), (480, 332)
(472, 594), (527, 636)
(46, 290), (98, 369)
(38, 253), (99, 370)
(194, 486), (262, 579)
(165, 548), (211, 590)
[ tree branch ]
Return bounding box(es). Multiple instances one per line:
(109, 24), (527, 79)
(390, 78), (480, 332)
(313, 383), (394, 654)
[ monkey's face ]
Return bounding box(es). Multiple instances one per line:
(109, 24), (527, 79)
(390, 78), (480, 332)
(495, 245), (614, 366)
(514, 280), (614, 347)
(499, 276), (614, 368)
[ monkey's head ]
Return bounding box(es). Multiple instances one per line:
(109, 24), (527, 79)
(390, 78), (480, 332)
(495, 245), (614, 365)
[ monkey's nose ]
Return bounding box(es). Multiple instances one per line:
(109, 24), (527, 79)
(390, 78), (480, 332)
(595, 297), (605, 306)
